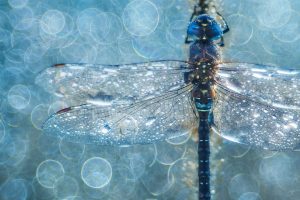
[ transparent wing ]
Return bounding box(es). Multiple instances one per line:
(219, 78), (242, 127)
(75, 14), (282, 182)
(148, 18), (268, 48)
(212, 63), (300, 150)
(35, 60), (190, 105)
(42, 84), (198, 145)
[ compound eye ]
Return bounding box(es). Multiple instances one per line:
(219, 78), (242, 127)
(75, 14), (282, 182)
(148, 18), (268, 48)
(187, 21), (200, 36)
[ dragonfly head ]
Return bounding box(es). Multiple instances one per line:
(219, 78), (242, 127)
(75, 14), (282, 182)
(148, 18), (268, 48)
(187, 14), (223, 42)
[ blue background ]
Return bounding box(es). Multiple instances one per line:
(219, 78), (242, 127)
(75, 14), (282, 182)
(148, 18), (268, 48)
(0, 0), (300, 199)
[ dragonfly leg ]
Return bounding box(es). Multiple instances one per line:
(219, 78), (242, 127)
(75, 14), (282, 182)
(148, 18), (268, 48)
(216, 11), (230, 34)
(218, 36), (225, 47)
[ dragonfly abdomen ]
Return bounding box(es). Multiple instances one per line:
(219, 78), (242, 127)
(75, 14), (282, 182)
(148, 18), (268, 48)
(192, 66), (214, 200)
(198, 111), (211, 200)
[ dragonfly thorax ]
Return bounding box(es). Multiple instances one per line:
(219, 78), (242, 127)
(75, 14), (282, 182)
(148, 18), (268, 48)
(189, 41), (220, 64)
(187, 14), (220, 114)
(186, 64), (215, 84)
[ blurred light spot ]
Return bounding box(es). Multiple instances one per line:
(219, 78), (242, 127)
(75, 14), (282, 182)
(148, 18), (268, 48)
(31, 104), (49, 129)
(155, 142), (186, 165)
(90, 12), (123, 44)
(59, 139), (85, 160)
(24, 43), (48, 64)
(63, 196), (84, 200)
(151, 0), (175, 9)
(0, 28), (12, 49)
(132, 31), (165, 59)
(60, 43), (98, 63)
(76, 8), (102, 38)
(227, 14), (253, 46)
(166, 20), (186, 49)
(31, 177), (55, 199)
(40, 10), (65, 35)
(36, 159), (65, 188)
(5, 48), (25, 64)
(7, 84), (31, 110)
(239, 192), (262, 200)
(54, 176), (79, 199)
(228, 173), (259, 199)
(0, 120), (5, 143)
(255, 0), (291, 28)
(0, 11), (10, 29)
(0, 133), (27, 166)
(81, 157), (112, 188)
(141, 162), (173, 195)
(0, 179), (28, 200)
(8, 0), (28, 9)
(9, 6), (34, 30)
(273, 11), (300, 43)
(37, 134), (60, 155)
(259, 153), (298, 190)
(166, 129), (191, 145)
(122, 0), (159, 36)
(168, 158), (197, 191)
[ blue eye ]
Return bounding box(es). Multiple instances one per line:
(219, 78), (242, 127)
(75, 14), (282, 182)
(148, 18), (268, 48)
(187, 22), (200, 36)
(187, 15), (224, 41)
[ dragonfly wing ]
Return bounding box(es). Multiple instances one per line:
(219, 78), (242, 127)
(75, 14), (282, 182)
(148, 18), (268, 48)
(213, 63), (300, 150)
(42, 85), (198, 145)
(35, 60), (190, 105)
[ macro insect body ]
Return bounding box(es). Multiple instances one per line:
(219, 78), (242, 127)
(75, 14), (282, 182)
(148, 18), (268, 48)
(36, 1), (300, 200)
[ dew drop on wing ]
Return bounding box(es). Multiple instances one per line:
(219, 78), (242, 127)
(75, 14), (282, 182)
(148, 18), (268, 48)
(145, 117), (156, 126)
(38, 61), (197, 145)
(213, 62), (300, 150)
(35, 60), (191, 108)
(101, 124), (111, 134)
(86, 92), (114, 106)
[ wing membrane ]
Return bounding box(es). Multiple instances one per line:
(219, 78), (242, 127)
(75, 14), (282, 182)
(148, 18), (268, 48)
(216, 62), (300, 108)
(35, 60), (190, 105)
(213, 63), (300, 150)
(42, 84), (198, 145)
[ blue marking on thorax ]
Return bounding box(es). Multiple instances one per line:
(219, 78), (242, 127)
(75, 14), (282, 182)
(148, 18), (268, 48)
(195, 98), (212, 111)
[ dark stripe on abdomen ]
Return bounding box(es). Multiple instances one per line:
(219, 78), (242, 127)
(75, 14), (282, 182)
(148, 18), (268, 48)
(198, 111), (210, 200)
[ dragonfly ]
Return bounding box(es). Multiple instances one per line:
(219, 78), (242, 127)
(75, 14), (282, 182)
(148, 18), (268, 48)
(35, 1), (300, 200)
